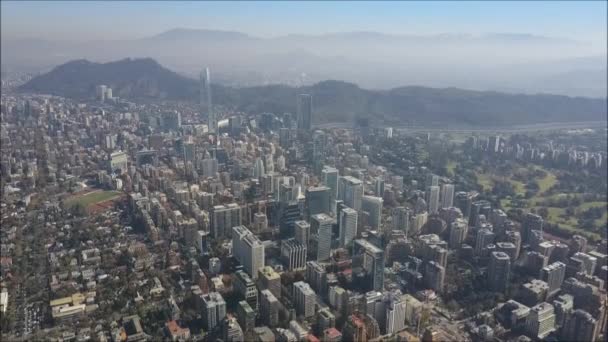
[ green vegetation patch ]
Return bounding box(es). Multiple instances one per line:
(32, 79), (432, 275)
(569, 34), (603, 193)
(64, 190), (122, 208)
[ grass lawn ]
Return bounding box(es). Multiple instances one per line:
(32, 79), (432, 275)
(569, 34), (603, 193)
(446, 160), (457, 176)
(64, 190), (122, 208)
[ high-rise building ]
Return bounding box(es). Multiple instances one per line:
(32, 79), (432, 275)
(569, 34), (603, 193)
(234, 270), (258, 311)
(258, 266), (281, 300)
(426, 186), (440, 214)
(96, 84), (107, 102)
(296, 94), (313, 130)
(449, 218), (468, 249)
(232, 226), (265, 279)
(522, 213), (544, 243)
(222, 315), (244, 342)
(392, 207), (410, 232)
(322, 166), (339, 204)
(108, 151), (128, 174)
(201, 68), (216, 133)
(281, 238), (307, 271)
(259, 289), (279, 328)
(354, 239), (385, 291)
(525, 302), (556, 340)
(424, 261), (445, 293)
(279, 201), (300, 238)
(306, 261), (328, 294)
(361, 196), (383, 229)
(211, 203), (242, 239)
(440, 184), (454, 209)
(253, 158), (265, 179)
(293, 281), (316, 318)
(454, 191), (474, 218)
(202, 292), (227, 330)
(338, 176), (363, 211)
(201, 158), (218, 178)
(506, 231), (522, 260)
(306, 186), (331, 218)
(475, 228), (495, 255)
(339, 207), (358, 248)
(488, 252), (511, 293)
(311, 213), (333, 261)
(236, 300), (255, 333)
(374, 178), (385, 197)
(561, 309), (599, 342)
(541, 262), (566, 298)
(294, 220), (310, 246)
(385, 292), (407, 335)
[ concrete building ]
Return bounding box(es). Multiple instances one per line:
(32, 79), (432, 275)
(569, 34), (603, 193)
(361, 195), (383, 229)
(525, 302), (556, 340)
(281, 238), (307, 271)
(258, 266), (281, 300)
(297, 94), (312, 131)
(338, 176), (363, 211)
(311, 213), (333, 262)
(339, 207), (358, 248)
(259, 289), (279, 328)
(440, 183), (454, 209)
(489, 251), (511, 293)
(353, 239), (385, 291)
(202, 292), (227, 330)
(234, 270), (258, 311)
(541, 262), (566, 298)
(426, 185), (440, 214)
(293, 281), (316, 318)
(232, 226), (265, 279)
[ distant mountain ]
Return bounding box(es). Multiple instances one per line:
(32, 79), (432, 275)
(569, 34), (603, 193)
(19, 58), (198, 99)
(19, 58), (607, 126)
(3, 28), (604, 97)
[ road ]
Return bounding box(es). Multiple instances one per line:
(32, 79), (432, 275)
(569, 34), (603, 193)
(316, 120), (607, 133)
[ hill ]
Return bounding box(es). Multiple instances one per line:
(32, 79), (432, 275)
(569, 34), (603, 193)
(19, 58), (199, 99)
(19, 58), (607, 126)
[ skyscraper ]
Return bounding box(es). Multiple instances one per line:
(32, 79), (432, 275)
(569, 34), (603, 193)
(392, 207), (410, 232)
(297, 94), (312, 130)
(281, 238), (307, 271)
(361, 196), (383, 229)
(488, 251), (511, 293)
(440, 183), (454, 209)
(426, 186), (440, 214)
(259, 289), (279, 328)
(354, 239), (385, 291)
(294, 220), (310, 246)
(541, 262), (566, 298)
(293, 281), (316, 318)
(339, 176), (363, 211)
(339, 207), (358, 248)
(232, 225), (265, 279)
(312, 213), (333, 262)
(202, 292), (227, 330)
(201, 68), (216, 133)
(322, 166), (339, 204)
(522, 212), (544, 243)
(561, 309), (599, 342)
(306, 186), (331, 218)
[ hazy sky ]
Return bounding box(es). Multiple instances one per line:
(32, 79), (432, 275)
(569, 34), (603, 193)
(2, 1), (606, 45)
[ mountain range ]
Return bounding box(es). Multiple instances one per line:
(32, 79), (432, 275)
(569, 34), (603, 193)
(19, 58), (607, 127)
(3, 28), (606, 97)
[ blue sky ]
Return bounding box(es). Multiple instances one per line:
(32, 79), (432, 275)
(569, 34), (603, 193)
(2, 1), (606, 44)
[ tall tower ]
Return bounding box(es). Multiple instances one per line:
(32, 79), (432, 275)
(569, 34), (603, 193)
(201, 68), (216, 133)
(297, 94), (312, 130)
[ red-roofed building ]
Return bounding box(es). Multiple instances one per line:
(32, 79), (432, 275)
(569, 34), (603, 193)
(307, 333), (321, 342)
(165, 320), (191, 341)
(324, 327), (343, 342)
